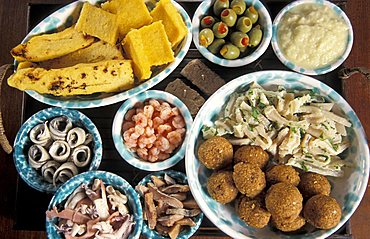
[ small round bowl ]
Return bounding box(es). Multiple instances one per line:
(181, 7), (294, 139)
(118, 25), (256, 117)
(112, 90), (193, 171)
(46, 170), (143, 239)
(271, 0), (353, 75)
(192, 0), (272, 67)
(13, 107), (103, 193)
(186, 70), (369, 239)
(137, 170), (203, 239)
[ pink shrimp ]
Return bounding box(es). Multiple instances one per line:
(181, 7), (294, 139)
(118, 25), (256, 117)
(160, 106), (173, 120)
(175, 128), (186, 136)
(172, 115), (185, 129)
(147, 119), (153, 128)
(158, 152), (170, 161)
(125, 140), (137, 149)
(124, 109), (136, 121)
(145, 127), (155, 137)
(149, 147), (160, 156)
(171, 107), (180, 116)
(138, 135), (156, 148)
(155, 136), (170, 151)
(122, 121), (135, 132)
(144, 105), (154, 119)
(148, 154), (159, 162)
(161, 102), (171, 109)
(149, 99), (161, 111)
(157, 124), (172, 136)
(137, 148), (148, 160)
(167, 131), (183, 147)
(123, 128), (140, 142)
(153, 117), (164, 129)
(132, 112), (147, 127)
(164, 144), (176, 154)
(134, 125), (145, 135)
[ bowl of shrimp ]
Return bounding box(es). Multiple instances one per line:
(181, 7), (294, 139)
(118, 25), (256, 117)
(112, 90), (193, 171)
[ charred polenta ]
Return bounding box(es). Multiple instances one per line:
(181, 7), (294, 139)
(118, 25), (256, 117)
(11, 26), (94, 62)
(75, 3), (119, 45)
(8, 60), (134, 96)
(17, 41), (124, 70)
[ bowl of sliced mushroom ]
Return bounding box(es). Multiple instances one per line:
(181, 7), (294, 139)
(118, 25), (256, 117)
(13, 107), (102, 193)
(135, 170), (203, 239)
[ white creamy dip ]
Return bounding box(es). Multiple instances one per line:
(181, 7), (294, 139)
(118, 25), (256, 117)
(278, 3), (349, 69)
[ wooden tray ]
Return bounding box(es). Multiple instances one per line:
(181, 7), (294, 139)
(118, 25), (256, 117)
(13, 1), (353, 238)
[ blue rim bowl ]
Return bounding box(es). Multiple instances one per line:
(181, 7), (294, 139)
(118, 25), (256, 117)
(13, 107), (103, 193)
(112, 90), (193, 171)
(271, 0), (354, 75)
(46, 170), (143, 239)
(192, 0), (272, 67)
(137, 170), (203, 239)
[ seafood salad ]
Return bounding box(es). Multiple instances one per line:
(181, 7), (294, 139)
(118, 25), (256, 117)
(202, 82), (351, 177)
(136, 173), (201, 239)
(46, 179), (135, 239)
(28, 116), (93, 185)
(122, 99), (186, 162)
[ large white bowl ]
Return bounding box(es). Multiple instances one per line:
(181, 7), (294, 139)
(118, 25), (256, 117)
(185, 70), (369, 239)
(17, 0), (192, 108)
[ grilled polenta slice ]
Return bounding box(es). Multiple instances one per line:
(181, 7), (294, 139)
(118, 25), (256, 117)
(17, 41), (123, 70)
(11, 26), (94, 62)
(75, 3), (119, 45)
(8, 60), (134, 96)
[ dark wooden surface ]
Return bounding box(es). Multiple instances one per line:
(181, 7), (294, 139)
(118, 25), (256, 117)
(0, 0), (369, 239)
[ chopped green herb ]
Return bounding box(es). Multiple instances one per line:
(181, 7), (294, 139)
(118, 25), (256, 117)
(318, 154), (330, 161)
(328, 138), (339, 151)
(248, 125), (254, 132)
(299, 128), (306, 135)
(258, 102), (266, 109)
(251, 107), (259, 119)
(291, 127), (297, 133)
(248, 90), (253, 96)
(304, 153), (313, 159)
(319, 133), (325, 140)
(300, 162), (309, 171)
(321, 123), (329, 130)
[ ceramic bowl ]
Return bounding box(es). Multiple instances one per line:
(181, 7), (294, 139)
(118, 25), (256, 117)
(46, 170), (143, 239)
(17, 0), (192, 108)
(13, 107), (102, 193)
(137, 170), (203, 239)
(112, 90), (193, 171)
(192, 0), (272, 67)
(185, 70), (369, 239)
(271, 0), (353, 75)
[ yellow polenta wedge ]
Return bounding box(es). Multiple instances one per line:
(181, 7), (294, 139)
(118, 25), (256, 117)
(102, 0), (152, 37)
(122, 21), (174, 80)
(75, 3), (119, 45)
(8, 60), (134, 96)
(17, 41), (124, 69)
(11, 26), (94, 62)
(150, 0), (188, 48)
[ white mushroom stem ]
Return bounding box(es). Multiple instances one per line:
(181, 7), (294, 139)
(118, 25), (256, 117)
(94, 180), (110, 220)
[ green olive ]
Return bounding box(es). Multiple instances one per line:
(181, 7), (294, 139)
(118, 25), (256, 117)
(231, 0), (246, 15)
(249, 25), (263, 47)
(220, 9), (237, 27)
(220, 43), (240, 59)
(212, 22), (229, 38)
(239, 45), (248, 53)
(236, 16), (252, 33)
(213, 0), (229, 16)
(201, 16), (216, 28)
(244, 6), (259, 24)
(199, 28), (214, 47)
(230, 31), (249, 48)
(208, 38), (226, 54)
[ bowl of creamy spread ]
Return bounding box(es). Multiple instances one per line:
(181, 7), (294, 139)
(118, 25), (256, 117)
(271, 0), (353, 75)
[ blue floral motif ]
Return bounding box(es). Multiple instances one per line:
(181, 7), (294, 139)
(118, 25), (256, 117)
(185, 70), (369, 239)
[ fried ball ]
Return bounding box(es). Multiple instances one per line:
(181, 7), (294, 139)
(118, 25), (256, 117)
(197, 136), (233, 170)
(273, 215), (306, 232)
(234, 145), (270, 169)
(207, 171), (238, 204)
(238, 196), (271, 229)
(299, 172), (331, 198)
(265, 182), (303, 222)
(266, 165), (300, 186)
(304, 194), (342, 229)
(233, 162), (266, 198)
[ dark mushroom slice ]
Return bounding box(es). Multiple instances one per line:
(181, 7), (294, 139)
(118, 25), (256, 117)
(168, 224), (182, 239)
(135, 185), (149, 196)
(156, 200), (171, 217)
(176, 218), (196, 227)
(169, 193), (187, 201)
(164, 174), (177, 185)
(161, 184), (190, 194)
(155, 224), (171, 236)
(148, 185), (183, 208)
(182, 199), (200, 209)
(151, 175), (166, 188)
(166, 208), (201, 217)
(158, 215), (185, 227)
(144, 192), (157, 229)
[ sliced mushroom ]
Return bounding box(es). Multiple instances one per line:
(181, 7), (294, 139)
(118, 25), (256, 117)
(164, 174), (176, 185)
(166, 208), (201, 217)
(175, 218), (196, 227)
(144, 192), (157, 229)
(52, 162), (78, 186)
(71, 145), (91, 167)
(28, 144), (51, 169)
(41, 161), (60, 183)
(169, 193), (187, 201)
(67, 127), (87, 148)
(148, 185), (183, 208)
(151, 175), (166, 188)
(182, 199), (200, 209)
(135, 185), (149, 197)
(49, 140), (71, 162)
(155, 224), (171, 236)
(168, 224), (182, 239)
(157, 215), (184, 227)
(156, 200), (170, 217)
(29, 122), (52, 147)
(161, 184), (190, 194)
(49, 116), (73, 140)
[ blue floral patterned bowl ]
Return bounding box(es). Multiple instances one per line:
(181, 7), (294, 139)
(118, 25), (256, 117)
(17, 0), (192, 108)
(137, 170), (203, 239)
(112, 90), (193, 171)
(271, 0), (353, 75)
(13, 107), (102, 193)
(192, 0), (272, 67)
(185, 70), (369, 239)
(46, 170), (143, 239)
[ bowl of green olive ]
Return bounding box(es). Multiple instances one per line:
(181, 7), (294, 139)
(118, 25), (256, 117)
(192, 0), (272, 67)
